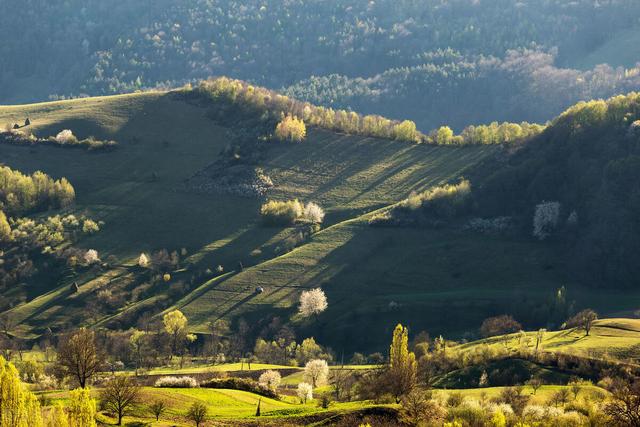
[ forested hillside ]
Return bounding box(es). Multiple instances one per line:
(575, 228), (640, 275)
(3, 0), (640, 130)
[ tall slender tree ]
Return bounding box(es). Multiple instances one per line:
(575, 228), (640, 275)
(388, 323), (417, 403)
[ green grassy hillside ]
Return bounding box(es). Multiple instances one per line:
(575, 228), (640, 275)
(0, 91), (496, 342)
(457, 318), (640, 363)
(2, 90), (639, 353)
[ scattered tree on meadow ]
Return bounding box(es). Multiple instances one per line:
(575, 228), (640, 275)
(297, 382), (313, 403)
(57, 328), (102, 388)
(303, 202), (325, 224)
(67, 387), (97, 427)
(479, 315), (522, 338)
(304, 359), (329, 388)
(163, 309), (188, 355)
(527, 376), (543, 395)
(566, 309), (598, 336)
(275, 115), (306, 142)
(99, 375), (140, 425)
(149, 400), (166, 421)
(186, 401), (208, 427)
(388, 323), (417, 403)
(298, 288), (328, 317)
(548, 388), (570, 407)
(258, 370), (282, 392)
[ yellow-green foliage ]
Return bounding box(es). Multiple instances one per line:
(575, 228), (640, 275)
(554, 93), (640, 132)
(0, 356), (43, 427)
(0, 210), (10, 241)
(194, 77), (424, 142)
(432, 122), (545, 145)
(67, 388), (97, 427)
(0, 166), (75, 216)
(401, 179), (471, 218)
(45, 404), (69, 427)
(260, 199), (304, 226)
(275, 115), (307, 142)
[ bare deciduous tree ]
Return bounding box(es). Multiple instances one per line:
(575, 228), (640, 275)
(100, 375), (140, 425)
(57, 328), (103, 388)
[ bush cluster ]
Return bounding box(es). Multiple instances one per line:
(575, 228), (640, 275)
(153, 376), (198, 388)
(260, 199), (325, 226)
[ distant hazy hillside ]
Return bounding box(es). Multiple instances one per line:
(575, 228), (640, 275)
(3, 0), (640, 130)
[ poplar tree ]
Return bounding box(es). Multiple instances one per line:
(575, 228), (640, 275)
(0, 356), (43, 427)
(388, 323), (417, 403)
(67, 388), (97, 427)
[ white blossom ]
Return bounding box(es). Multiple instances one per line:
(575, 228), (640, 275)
(84, 249), (100, 264)
(138, 253), (149, 267)
(258, 370), (281, 391)
(55, 129), (77, 144)
(297, 382), (313, 403)
(299, 288), (328, 317)
(304, 359), (329, 387)
(304, 202), (325, 224)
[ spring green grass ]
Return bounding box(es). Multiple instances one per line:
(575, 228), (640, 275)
(455, 318), (640, 363)
(43, 386), (383, 426)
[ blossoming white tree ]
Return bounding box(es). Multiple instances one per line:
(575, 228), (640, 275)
(533, 201), (560, 240)
(297, 382), (313, 403)
(304, 202), (325, 224)
(258, 370), (281, 391)
(303, 359), (329, 388)
(84, 249), (99, 265)
(138, 253), (149, 268)
(55, 129), (77, 144)
(299, 288), (328, 317)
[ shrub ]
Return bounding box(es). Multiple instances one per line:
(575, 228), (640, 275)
(154, 376), (198, 388)
(261, 199), (304, 226)
(82, 219), (100, 234)
(201, 377), (278, 398)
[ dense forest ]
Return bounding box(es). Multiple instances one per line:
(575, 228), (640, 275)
(2, 0), (640, 130)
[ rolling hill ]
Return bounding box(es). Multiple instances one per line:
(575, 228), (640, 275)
(1, 86), (639, 354)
